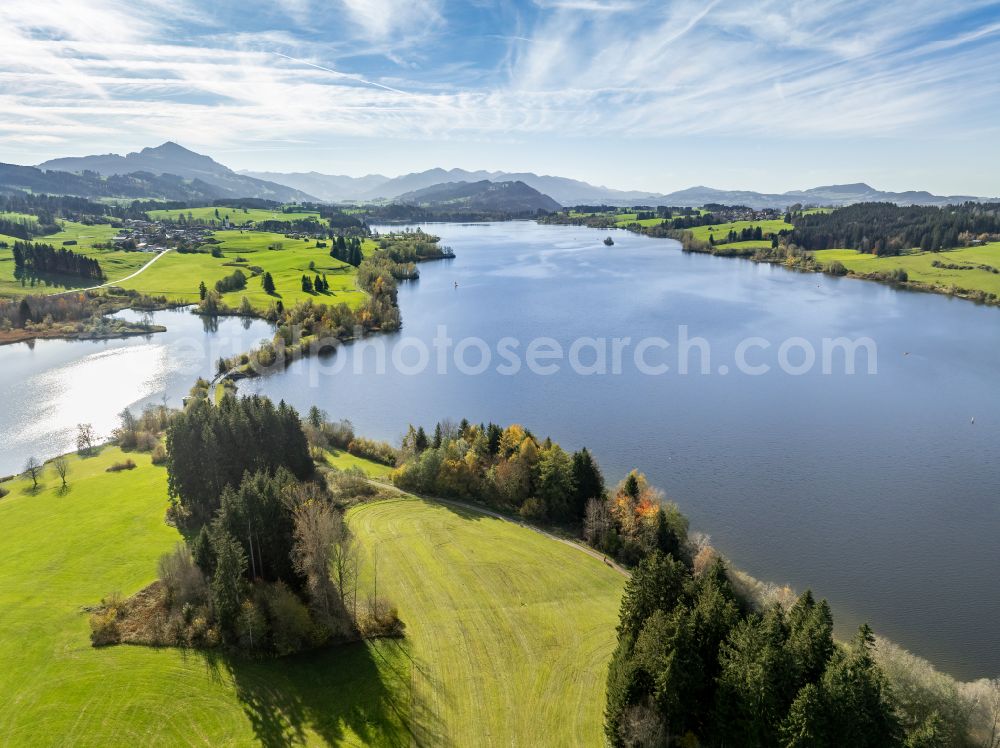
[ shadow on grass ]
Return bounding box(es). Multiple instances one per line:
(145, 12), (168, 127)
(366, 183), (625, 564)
(199, 638), (447, 747)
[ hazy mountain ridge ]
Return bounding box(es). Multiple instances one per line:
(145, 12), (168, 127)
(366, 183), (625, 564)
(17, 142), (997, 208)
(396, 180), (562, 212)
(239, 170), (390, 202)
(252, 166), (991, 208)
(38, 142), (316, 202)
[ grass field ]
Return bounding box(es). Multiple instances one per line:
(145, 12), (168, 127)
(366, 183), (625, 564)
(813, 243), (1000, 296)
(348, 497), (624, 746)
(323, 448), (394, 478)
(118, 231), (371, 311)
(0, 449), (623, 746)
(687, 218), (788, 243)
(613, 213), (665, 228)
(0, 221), (152, 298)
(146, 207), (321, 225)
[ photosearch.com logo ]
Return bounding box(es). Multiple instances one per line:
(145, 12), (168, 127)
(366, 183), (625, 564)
(262, 325), (880, 382)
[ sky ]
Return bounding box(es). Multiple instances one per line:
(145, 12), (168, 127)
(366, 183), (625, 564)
(1, 0), (999, 195)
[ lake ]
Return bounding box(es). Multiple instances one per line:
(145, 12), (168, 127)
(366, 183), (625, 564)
(245, 221), (999, 680)
(0, 308), (273, 477)
(1, 220), (997, 679)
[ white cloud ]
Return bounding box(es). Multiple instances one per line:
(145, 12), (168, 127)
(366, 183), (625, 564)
(0, 0), (998, 165)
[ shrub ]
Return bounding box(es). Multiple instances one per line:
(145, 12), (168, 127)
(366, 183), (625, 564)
(0, 485), (8, 499)
(134, 431), (158, 452)
(357, 597), (405, 638)
(89, 592), (123, 646)
(151, 443), (168, 465)
(826, 260), (848, 276)
(262, 582), (315, 656)
(328, 466), (377, 498)
(518, 497), (546, 521)
(347, 437), (397, 466)
(106, 459), (137, 472)
(157, 545), (208, 609)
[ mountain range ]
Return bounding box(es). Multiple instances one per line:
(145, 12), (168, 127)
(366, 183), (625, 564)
(241, 166), (660, 205)
(1, 142), (991, 209)
(396, 180), (561, 213)
(38, 142), (314, 202)
(244, 166), (993, 208)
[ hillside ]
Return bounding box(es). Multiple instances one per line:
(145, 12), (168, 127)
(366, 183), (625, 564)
(0, 451), (622, 745)
(0, 162), (226, 202)
(658, 182), (990, 209)
(37, 143), (316, 202)
(397, 179), (561, 212)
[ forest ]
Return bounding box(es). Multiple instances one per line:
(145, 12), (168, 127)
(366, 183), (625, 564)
(11, 241), (104, 280)
(789, 202), (1000, 255)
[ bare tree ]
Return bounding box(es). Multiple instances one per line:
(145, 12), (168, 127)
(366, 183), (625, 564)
(583, 496), (612, 546)
(291, 495), (346, 632)
(76, 423), (96, 455)
(986, 678), (1000, 748)
(23, 456), (42, 490)
(330, 519), (358, 613)
(52, 455), (70, 488)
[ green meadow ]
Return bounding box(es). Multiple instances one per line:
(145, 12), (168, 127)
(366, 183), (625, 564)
(0, 221), (151, 298)
(0, 447), (411, 746)
(0, 447), (623, 746)
(688, 218), (788, 244)
(348, 497), (624, 746)
(813, 242), (1000, 296)
(118, 231), (373, 311)
(146, 207), (321, 225)
(322, 448), (394, 478)
(613, 212), (664, 227)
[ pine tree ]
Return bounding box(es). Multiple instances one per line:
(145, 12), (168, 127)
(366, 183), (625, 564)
(414, 426), (429, 452)
(211, 530), (248, 639)
(262, 272), (275, 295)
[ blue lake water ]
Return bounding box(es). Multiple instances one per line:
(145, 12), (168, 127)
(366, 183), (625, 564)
(1, 220), (997, 679)
(0, 308), (273, 477)
(245, 221), (1000, 680)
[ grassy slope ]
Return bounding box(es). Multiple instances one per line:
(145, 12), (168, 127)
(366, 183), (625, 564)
(0, 448), (412, 746)
(322, 448), (394, 478)
(0, 451), (623, 746)
(348, 497), (624, 747)
(0, 222), (150, 298)
(146, 207), (320, 225)
(118, 231), (371, 311)
(813, 243), (1000, 296)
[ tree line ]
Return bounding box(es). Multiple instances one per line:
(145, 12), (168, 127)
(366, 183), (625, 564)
(12, 241), (104, 280)
(605, 550), (912, 747)
(789, 202), (1000, 256)
(393, 420), (605, 525)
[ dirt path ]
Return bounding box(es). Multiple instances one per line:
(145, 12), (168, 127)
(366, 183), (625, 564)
(52, 248), (174, 296)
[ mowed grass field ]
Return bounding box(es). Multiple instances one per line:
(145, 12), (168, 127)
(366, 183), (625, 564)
(0, 447), (412, 746)
(146, 207), (321, 225)
(0, 449), (623, 746)
(118, 230), (372, 311)
(348, 497), (625, 746)
(813, 242), (1000, 296)
(0, 221), (151, 298)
